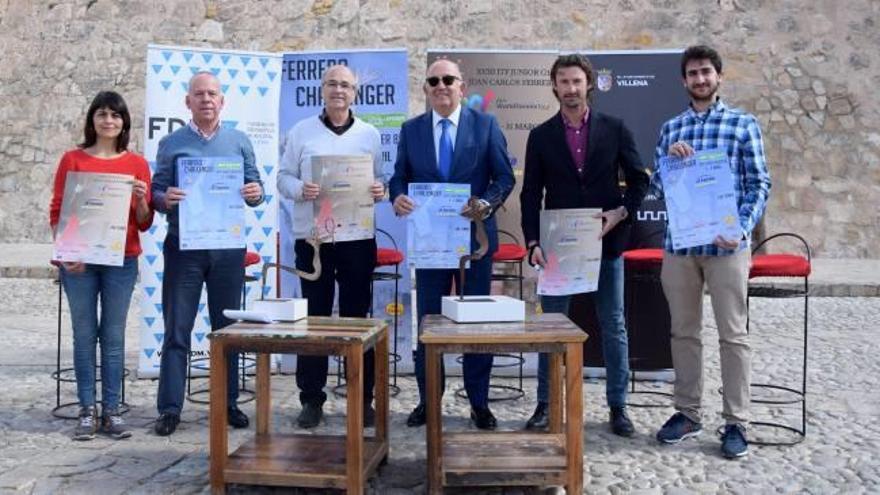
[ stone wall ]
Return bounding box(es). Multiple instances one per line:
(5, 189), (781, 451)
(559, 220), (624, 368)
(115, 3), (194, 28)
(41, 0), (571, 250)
(1, 0), (877, 257)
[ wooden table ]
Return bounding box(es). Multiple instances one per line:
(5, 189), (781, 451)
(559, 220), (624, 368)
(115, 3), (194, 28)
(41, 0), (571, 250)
(420, 313), (587, 494)
(208, 317), (388, 494)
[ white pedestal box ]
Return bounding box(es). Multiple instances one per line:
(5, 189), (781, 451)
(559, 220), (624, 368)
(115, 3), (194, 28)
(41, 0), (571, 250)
(440, 295), (525, 323)
(251, 298), (308, 322)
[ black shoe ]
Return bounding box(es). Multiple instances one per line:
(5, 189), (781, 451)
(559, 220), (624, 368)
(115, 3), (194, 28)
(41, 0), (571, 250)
(297, 402), (323, 429)
(610, 406), (635, 437)
(364, 405), (376, 428)
(227, 405), (250, 429)
(470, 406), (497, 430)
(154, 413), (180, 436)
(525, 402), (549, 430)
(406, 404), (426, 427)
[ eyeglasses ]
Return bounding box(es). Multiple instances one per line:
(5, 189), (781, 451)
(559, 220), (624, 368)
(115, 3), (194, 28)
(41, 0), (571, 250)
(426, 75), (460, 87)
(323, 80), (354, 90)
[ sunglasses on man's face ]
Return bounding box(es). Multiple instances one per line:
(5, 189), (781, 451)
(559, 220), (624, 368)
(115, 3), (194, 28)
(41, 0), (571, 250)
(426, 75), (460, 87)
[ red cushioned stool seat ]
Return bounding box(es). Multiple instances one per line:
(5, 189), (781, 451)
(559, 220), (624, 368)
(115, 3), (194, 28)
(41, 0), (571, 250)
(623, 248), (664, 270)
(377, 247), (404, 267)
(492, 243), (527, 262)
(244, 251), (261, 267)
(749, 253), (811, 278)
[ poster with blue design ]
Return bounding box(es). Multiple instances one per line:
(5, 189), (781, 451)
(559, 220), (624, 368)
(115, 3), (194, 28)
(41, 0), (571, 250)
(658, 148), (741, 250)
(177, 156), (245, 250)
(407, 183), (471, 269)
(277, 49), (409, 371)
(140, 44), (281, 378)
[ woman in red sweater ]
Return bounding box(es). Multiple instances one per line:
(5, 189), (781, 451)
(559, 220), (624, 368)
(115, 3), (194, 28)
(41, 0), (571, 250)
(49, 91), (153, 441)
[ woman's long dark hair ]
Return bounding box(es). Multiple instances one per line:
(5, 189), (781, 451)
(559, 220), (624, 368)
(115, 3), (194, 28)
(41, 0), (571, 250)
(79, 91), (131, 152)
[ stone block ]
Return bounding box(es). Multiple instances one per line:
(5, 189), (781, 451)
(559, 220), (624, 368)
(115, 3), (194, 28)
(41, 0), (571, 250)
(793, 76), (811, 91)
(779, 89), (799, 109)
(193, 19), (224, 42)
(828, 97), (853, 115)
(798, 115), (820, 135)
(838, 115), (856, 129)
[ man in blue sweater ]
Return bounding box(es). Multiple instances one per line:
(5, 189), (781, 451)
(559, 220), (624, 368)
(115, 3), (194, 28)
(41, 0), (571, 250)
(151, 72), (264, 436)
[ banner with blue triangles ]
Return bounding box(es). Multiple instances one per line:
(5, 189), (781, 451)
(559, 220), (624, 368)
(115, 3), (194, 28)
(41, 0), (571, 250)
(140, 44), (282, 379)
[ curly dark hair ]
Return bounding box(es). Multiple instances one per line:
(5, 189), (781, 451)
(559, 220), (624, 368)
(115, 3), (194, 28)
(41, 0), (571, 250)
(681, 45), (723, 77)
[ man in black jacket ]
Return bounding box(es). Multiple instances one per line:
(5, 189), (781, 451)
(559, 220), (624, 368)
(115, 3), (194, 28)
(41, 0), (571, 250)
(520, 53), (649, 436)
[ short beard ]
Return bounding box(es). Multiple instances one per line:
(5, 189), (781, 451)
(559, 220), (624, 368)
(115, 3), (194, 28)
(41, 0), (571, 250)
(687, 82), (719, 105)
(561, 95), (585, 109)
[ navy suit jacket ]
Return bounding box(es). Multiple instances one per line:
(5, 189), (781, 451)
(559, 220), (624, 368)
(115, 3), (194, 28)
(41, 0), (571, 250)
(520, 110), (649, 259)
(389, 106), (515, 253)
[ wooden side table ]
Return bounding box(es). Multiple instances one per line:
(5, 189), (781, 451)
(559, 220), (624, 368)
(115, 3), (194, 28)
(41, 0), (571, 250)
(420, 313), (587, 494)
(208, 317), (389, 494)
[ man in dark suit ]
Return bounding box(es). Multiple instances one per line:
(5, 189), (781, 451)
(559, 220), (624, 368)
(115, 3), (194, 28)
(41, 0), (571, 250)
(389, 58), (515, 430)
(520, 54), (649, 436)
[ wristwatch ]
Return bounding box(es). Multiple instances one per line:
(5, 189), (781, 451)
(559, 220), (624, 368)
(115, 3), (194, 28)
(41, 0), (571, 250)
(477, 198), (492, 219)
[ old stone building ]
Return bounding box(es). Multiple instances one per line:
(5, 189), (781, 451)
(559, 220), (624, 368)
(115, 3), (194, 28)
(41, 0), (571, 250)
(0, 0), (877, 257)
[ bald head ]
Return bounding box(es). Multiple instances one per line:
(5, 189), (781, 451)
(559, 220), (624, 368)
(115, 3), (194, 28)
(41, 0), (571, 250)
(321, 64), (358, 87)
(321, 64), (357, 115)
(427, 59), (462, 79)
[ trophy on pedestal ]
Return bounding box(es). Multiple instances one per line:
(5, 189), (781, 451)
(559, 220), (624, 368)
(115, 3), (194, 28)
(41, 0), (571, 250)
(441, 197), (525, 323)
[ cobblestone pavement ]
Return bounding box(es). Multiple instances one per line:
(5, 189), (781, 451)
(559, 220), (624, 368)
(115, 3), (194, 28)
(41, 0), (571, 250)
(1, 278), (878, 494)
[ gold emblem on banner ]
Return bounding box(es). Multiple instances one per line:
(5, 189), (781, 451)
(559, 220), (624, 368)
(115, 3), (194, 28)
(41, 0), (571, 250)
(385, 302), (404, 316)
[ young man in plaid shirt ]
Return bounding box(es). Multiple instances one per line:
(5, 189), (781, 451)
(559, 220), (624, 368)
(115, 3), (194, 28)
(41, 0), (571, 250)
(652, 45), (771, 459)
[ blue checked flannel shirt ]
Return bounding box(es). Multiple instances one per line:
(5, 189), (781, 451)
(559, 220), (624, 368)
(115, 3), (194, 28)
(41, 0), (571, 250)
(651, 99), (771, 256)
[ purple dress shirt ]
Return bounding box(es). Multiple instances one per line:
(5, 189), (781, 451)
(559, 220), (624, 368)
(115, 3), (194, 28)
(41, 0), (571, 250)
(562, 110), (590, 174)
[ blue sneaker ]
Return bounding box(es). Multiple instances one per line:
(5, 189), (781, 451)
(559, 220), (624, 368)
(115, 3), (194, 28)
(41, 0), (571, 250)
(721, 423), (749, 459)
(656, 412), (703, 444)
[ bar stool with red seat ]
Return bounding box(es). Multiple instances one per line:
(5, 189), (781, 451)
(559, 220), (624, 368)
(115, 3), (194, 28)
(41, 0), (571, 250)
(185, 250), (260, 405)
(333, 228), (405, 397)
(454, 229), (528, 402)
(242, 250), (262, 308)
(372, 229), (405, 395)
(621, 248), (673, 407)
(744, 232), (811, 446)
(49, 261), (130, 419)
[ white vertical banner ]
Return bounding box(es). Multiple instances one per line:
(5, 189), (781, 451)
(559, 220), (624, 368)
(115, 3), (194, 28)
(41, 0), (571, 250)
(139, 44), (282, 378)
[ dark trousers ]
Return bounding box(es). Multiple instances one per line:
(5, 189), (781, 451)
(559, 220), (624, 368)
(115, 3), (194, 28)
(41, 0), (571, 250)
(157, 235), (244, 415)
(294, 238), (377, 406)
(414, 252), (494, 409)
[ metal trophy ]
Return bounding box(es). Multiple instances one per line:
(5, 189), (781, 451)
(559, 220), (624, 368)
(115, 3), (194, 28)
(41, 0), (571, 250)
(441, 197), (525, 323)
(245, 228), (324, 322)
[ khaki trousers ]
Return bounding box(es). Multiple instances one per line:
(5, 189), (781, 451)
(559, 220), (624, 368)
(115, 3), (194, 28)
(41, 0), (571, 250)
(660, 249), (751, 425)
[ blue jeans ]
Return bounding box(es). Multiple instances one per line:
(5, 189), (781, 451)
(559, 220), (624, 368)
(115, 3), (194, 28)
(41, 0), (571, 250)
(537, 256), (629, 408)
(61, 257), (138, 411)
(157, 235), (244, 415)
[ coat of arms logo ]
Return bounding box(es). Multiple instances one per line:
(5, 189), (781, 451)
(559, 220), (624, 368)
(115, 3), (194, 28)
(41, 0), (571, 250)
(597, 69), (613, 92)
